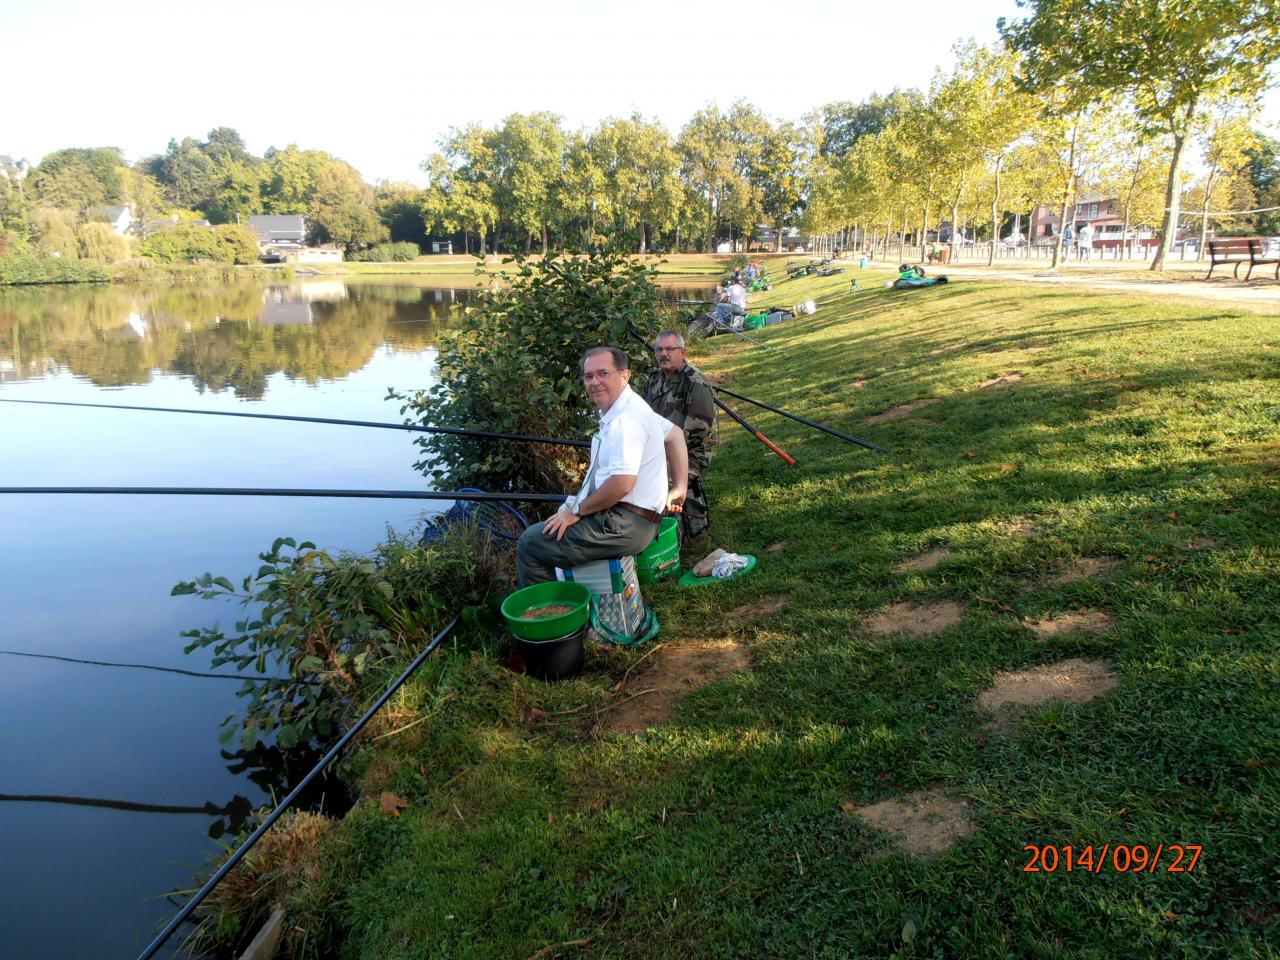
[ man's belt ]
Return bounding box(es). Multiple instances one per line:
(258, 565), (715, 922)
(617, 502), (662, 524)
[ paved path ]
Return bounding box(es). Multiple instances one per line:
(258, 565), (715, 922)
(941, 264), (1280, 308)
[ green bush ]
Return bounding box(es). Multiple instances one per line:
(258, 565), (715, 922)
(350, 241), (420, 262)
(393, 251), (666, 492)
(0, 250), (110, 284)
(141, 222), (260, 264)
(173, 525), (503, 751)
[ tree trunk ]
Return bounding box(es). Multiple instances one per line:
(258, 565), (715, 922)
(1122, 202), (1133, 260)
(705, 190), (716, 253)
(638, 221), (647, 254)
(1152, 105), (1194, 272)
(919, 202), (930, 263)
(1050, 118), (1082, 269)
(542, 223), (549, 255)
(776, 221), (783, 254)
(1197, 201), (1210, 260)
(989, 155), (1003, 267)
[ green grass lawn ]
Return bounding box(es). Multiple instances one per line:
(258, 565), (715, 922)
(302, 268), (1279, 959)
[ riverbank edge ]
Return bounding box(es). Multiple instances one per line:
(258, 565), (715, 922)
(267, 261), (1280, 957)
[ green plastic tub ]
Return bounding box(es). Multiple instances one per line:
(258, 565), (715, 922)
(636, 517), (680, 584)
(744, 312), (767, 330)
(501, 581), (592, 640)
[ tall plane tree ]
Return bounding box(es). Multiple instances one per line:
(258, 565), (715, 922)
(1000, 0), (1280, 270)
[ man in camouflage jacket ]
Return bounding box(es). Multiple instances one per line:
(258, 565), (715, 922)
(643, 330), (716, 538)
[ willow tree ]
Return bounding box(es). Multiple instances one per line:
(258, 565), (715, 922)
(1000, 0), (1280, 270)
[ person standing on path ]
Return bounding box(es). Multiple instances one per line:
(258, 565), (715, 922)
(516, 346), (688, 587)
(643, 330), (716, 540)
(1077, 221), (1094, 262)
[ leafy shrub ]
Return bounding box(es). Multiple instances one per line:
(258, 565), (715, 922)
(141, 222), (260, 264)
(727, 252), (750, 272)
(350, 241), (420, 262)
(393, 251), (666, 492)
(173, 525), (502, 752)
(0, 250), (109, 284)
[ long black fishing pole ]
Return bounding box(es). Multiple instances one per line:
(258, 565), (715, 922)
(710, 385), (888, 453)
(0, 486), (569, 504)
(0, 398), (590, 449)
(0, 793), (223, 816)
(0, 648), (298, 682)
(136, 614), (460, 960)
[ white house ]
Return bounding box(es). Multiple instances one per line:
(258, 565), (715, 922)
(247, 215), (307, 258)
(0, 154), (30, 181)
(90, 204), (137, 236)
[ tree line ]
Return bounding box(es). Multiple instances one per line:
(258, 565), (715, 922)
(2, 0), (1278, 270)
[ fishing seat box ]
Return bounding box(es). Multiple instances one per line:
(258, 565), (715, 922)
(555, 556), (648, 641)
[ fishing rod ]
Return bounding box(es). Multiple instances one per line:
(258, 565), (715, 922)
(0, 648), (299, 682)
(713, 397), (796, 466)
(0, 399), (590, 449)
(711, 318), (767, 347)
(0, 487), (570, 504)
(0, 793), (226, 816)
(136, 614), (460, 960)
(711, 385), (888, 454)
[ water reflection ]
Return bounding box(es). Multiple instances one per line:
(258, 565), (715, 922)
(0, 279), (462, 397)
(0, 276), (716, 959)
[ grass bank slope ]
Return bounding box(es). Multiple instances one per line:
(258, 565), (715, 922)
(316, 268), (1279, 959)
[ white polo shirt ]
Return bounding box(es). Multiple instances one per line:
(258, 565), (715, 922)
(580, 385), (676, 515)
(727, 283), (748, 310)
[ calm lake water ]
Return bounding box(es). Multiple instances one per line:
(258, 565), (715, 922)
(0, 276), (713, 959)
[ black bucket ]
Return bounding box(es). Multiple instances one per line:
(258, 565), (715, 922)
(515, 623), (586, 681)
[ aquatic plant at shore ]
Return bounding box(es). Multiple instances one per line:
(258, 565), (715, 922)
(173, 524), (504, 752)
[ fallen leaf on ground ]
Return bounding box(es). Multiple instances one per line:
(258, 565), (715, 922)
(379, 792), (410, 817)
(518, 706), (545, 727)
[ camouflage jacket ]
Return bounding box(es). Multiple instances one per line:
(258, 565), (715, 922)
(642, 361), (717, 476)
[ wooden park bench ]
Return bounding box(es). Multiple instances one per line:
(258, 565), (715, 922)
(1206, 237), (1280, 281)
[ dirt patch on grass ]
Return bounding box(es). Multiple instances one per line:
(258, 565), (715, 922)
(867, 600), (965, 637)
(925, 342), (964, 358)
(704, 372), (733, 386)
(601, 639), (750, 733)
(853, 789), (971, 859)
(848, 379), (870, 389)
(979, 658), (1118, 732)
(722, 594), (790, 630)
(978, 372), (1023, 389)
(1047, 557), (1117, 584)
(1024, 607), (1113, 639)
(892, 547), (950, 573)
(1003, 518), (1037, 538)
(866, 399), (938, 424)
(1180, 536), (1216, 551)
(764, 541), (788, 555)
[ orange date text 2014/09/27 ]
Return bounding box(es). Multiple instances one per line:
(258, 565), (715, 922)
(1022, 844), (1202, 874)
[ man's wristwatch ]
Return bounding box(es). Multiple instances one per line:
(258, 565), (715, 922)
(569, 497), (582, 516)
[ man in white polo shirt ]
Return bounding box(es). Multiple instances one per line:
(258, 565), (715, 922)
(516, 345), (689, 587)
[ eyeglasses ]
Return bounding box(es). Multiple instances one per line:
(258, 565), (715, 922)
(581, 369), (618, 383)
(655, 347), (683, 354)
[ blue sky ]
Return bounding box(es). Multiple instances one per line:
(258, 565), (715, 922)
(2, 0), (1277, 184)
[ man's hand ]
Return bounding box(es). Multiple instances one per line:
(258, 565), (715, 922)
(542, 508), (580, 541)
(666, 486), (686, 514)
